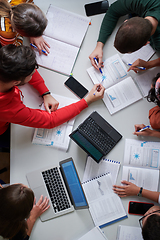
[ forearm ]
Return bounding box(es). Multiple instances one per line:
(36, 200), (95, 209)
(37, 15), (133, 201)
(142, 189), (159, 203)
(26, 217), (36, 236)
(29, 70), (49, 95)
(147, 58), (160, 69)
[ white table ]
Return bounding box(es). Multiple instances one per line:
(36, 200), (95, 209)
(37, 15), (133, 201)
(10, 0), (160, 239)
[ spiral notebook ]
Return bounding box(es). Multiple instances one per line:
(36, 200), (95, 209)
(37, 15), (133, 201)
(83, 156), (120, 185)
(82, 173), (127, 228)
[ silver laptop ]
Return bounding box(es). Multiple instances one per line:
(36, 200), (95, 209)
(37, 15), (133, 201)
(26, 157), (88, 222)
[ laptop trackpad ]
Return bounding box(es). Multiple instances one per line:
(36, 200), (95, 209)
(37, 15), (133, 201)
(34, 186), (54, 222)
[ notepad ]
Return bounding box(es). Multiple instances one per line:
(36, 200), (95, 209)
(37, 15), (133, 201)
(87, 54), (142, 115)
(134, 67), (160, 97)
(116, 225), (143, 240)
(32, 93), (76, 151)
(82, 173), (127, 228)
(122, 44), (155, 65)
(83, 156), (120, 185)
(35, 5), (91, 75)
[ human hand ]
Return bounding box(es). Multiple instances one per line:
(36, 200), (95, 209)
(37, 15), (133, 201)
(43, 94), (59, 113)
(89, 42), (104, 70)
(127, 59), (148, 73)
(133, 124), (153, 136)
(29, 196), (50, 222)
(30, 36), (50, 54)
(113, 180), (140, 197)
(85, 84), (105, 105)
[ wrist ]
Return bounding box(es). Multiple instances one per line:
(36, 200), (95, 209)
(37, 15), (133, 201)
(137, 187), (143, 197)
(41, 91), (51, 98)
(96, 41), (104, 49)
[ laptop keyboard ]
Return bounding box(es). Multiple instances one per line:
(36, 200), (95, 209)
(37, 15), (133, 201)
(79, 117), (116, 154)
(42, 167), (71, 213)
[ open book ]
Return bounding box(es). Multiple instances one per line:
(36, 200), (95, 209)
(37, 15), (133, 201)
(78, 227), (108, 240)
(35, 5), (91, 75)
(87, 54), (142, 115)
(121, 139), (160, 191)
(32, 94), (76, 151)
(82, 173), (127, 228)
(83, 156), (120, 185)
(122, 44), (155, 65)
(116, 225), (143, 240)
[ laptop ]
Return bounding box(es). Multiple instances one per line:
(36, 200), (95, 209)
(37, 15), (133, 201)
(69, 111), (122, 163)
(26, 157), (88, 222)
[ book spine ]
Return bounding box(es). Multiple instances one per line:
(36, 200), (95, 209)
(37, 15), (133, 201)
(82, 172), (110, 184)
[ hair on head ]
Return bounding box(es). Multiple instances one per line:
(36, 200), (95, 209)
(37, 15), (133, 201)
(0, 44), (38, 83)
(142, 214), (160, 240)
(147, 73), (160, 107)
(114, 17), (152, 53)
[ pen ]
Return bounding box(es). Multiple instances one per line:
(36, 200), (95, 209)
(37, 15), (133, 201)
(30, 43), (47, 55)
(94, 57), (104, 75)
(138, 125), (150, 132)
(127, 63), (146, 70)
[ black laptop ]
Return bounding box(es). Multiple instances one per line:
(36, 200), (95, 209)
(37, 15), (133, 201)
(69, 111), (122, 163)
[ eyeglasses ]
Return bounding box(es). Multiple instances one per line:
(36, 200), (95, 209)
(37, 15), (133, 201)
(139, 210), (160, 228)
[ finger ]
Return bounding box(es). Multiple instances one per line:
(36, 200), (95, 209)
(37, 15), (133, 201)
(113, 185), (126, 190)
(37, 195), (43, 205)
(98, 57), (103, 68)
(90, 58), (99, 70)
(45, 105), (51, 114)
(121, 180), (130, 185)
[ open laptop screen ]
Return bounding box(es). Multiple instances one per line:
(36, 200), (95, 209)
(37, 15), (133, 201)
(70, 130), (104, 162)
(60, 158), (88, 209)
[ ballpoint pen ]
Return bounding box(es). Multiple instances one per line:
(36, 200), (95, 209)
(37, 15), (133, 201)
(30, 43), (47, 55)
(127, 63), (146, 70)
(94, 57), (104, 75)
(138, 125), (150, 132)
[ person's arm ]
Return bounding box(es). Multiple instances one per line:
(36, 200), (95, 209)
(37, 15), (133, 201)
(113, 180), (159, 203)
(89, 0), (129, 69)
(30, 36), (50, 54)
(3, 84), (105, 129)
(26, 196), (50, 236)
(128, 58), (160, 73)
(133, 124), (160, 138)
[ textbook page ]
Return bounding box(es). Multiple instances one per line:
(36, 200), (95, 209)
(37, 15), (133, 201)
(32, 94), (76, 151)
(35, 36), (79, 75)
(124, 139), (160, 169)
(82, 173), (127, 227)
(87, 54), (130, 89)
(83, 156), (120, 185)
(122, 165), (159, 191)
(78, 227), (108, 240)
(122, 44), (155, 65)
(104, 77), (142, 115)
(44, 5), (91, 47)
(134, 67), (160, 97)
(116, 225), (143, 240)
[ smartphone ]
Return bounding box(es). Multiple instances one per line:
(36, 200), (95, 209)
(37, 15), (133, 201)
(84, 0), (109, 17)
(64, 76), (89, 99)
(128, 201), (154, 215)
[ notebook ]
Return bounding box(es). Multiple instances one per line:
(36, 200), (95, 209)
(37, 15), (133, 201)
(26, 158), (88, 222)
(69, 111), (122, 163)
(35, 5), (91, 75)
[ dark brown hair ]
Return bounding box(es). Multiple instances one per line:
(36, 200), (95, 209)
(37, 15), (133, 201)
(142, 214), (160, 240)
(114, 17), (152, 53)
(0, 184), (34, 239)
(147, 73), (160, 107)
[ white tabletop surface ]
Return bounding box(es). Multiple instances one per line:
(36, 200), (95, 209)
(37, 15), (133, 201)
(10, 0), (160, 239)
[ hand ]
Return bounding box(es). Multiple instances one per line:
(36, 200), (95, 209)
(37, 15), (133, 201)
(133, 124), (153, 136)
(127, 59), (148, 73)
(89, 42), (104, 70)
(85, 84), (105, 105)
(30, 36), (50, 54)
(113, 180), (140, 197)
(29, 196), (50, 222)
(43, 94), (59, 113)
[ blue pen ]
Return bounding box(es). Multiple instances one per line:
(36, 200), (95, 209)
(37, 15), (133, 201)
(127, 63), (146, 70)
(94, 57), (104, 75)
(138, 125), (150, 132)
(30, 43), (47, 55)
